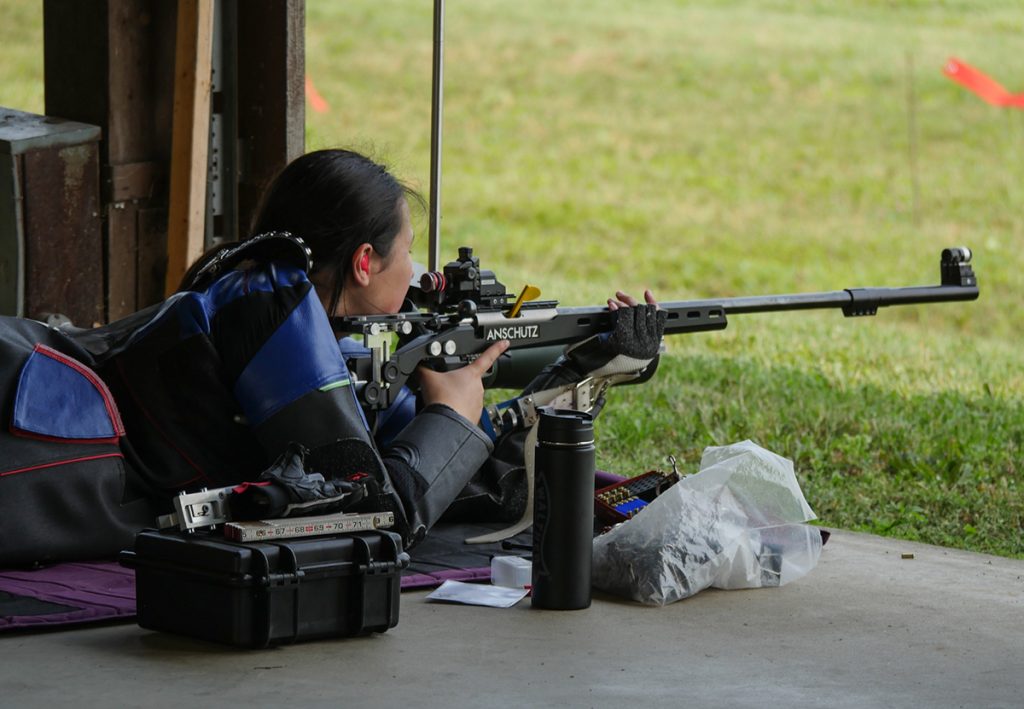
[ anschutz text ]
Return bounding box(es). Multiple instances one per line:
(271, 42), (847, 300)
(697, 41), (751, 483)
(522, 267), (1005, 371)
(485, 325), (541, 341)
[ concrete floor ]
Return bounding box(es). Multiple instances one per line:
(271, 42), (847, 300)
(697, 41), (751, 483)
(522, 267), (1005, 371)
(2, 529), (1022, 709)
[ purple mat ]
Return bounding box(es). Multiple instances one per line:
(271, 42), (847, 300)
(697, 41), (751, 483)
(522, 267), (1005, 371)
(0, 562), (136, 629)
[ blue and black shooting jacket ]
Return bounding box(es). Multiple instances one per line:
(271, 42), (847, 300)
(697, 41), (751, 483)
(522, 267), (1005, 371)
(0, 247), (499, 565)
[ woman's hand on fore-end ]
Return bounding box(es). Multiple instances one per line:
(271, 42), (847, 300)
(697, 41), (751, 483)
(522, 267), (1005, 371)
(607, 289), (658, 310)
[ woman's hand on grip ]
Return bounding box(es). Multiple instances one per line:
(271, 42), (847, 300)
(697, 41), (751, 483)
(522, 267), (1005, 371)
(417, 339), (510, 422)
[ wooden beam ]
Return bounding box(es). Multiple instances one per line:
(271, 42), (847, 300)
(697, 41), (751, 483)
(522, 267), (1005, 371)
(237, 0), (305, 237)
(45, 0), (177, 320)
(22, 143), (105, 326)
(165, 0), (215, 297)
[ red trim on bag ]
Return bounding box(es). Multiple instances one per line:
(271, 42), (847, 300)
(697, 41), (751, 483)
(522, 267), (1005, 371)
(232, 481), (273, 494)
(0, 452), (124, 478)
(8, 427), (120, 446)
(32, 344), (126, 437)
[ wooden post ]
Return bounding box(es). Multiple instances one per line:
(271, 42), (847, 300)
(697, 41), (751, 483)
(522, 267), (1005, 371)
(44, 0), (304, 315)
(45, 0), (177, 321)
(237, 0), (305, 236)
(165, 0), (215, 297)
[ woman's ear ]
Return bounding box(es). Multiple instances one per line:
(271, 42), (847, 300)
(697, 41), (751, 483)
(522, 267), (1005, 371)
(351, 243), (374, 286)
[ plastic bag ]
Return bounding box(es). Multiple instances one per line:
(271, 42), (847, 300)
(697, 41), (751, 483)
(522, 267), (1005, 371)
(591, 440), (822, 606)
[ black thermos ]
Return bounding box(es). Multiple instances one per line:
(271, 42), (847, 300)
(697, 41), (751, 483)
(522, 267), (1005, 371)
(531, 408), (595, 610)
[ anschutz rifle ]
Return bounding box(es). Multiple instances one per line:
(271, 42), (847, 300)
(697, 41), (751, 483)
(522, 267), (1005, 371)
(331, 246), (978, 431)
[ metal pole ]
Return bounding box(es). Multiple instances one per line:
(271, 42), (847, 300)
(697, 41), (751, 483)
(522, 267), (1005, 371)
(428, 0), (444, 272)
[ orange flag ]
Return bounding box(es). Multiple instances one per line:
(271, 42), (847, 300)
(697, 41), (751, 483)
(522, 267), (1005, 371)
(943, 58), (1024, 108)
(305, 75), (330, 114)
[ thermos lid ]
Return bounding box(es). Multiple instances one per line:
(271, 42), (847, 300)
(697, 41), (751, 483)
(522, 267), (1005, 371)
(538, 408), (594, 446)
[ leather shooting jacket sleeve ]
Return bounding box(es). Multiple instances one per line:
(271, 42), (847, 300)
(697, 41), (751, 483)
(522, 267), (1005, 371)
(82, 259), (492, 547)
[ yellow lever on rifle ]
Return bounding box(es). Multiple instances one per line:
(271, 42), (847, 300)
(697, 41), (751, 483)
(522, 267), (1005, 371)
(507, 285), (541, 318)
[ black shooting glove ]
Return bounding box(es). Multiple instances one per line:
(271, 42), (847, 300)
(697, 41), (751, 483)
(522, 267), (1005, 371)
(229, 441), (367, 520)
(606, 302), (667, 360)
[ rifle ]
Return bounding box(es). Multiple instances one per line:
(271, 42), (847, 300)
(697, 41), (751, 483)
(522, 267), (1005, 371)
(331, 246), (978, 432)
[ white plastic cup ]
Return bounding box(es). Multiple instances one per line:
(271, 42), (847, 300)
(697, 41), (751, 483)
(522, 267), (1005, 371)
(491, 555), (532, 588)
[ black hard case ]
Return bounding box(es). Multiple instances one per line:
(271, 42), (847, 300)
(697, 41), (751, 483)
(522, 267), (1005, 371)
(121, 529), (408, 647)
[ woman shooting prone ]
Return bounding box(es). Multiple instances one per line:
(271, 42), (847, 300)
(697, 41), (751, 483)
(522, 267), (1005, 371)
(0, 148), (663, 564)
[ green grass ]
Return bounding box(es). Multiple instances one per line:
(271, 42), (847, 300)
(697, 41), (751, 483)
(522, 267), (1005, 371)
(2, 0), (1021, 556)
(0, 1), (43, 114)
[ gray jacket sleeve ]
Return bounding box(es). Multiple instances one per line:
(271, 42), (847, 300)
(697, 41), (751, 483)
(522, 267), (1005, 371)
(380, 403), (494, 545)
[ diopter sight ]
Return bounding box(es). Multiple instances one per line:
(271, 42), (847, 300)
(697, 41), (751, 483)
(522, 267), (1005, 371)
(417, 246), (511, 313)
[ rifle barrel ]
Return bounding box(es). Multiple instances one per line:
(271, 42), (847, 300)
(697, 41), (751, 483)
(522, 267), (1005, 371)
(658, 282), (978, 325)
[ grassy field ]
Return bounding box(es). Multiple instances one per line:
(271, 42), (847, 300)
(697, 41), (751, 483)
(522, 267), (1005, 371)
(2, 1), (1021, 556)
(313, 0), (1024, 558)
